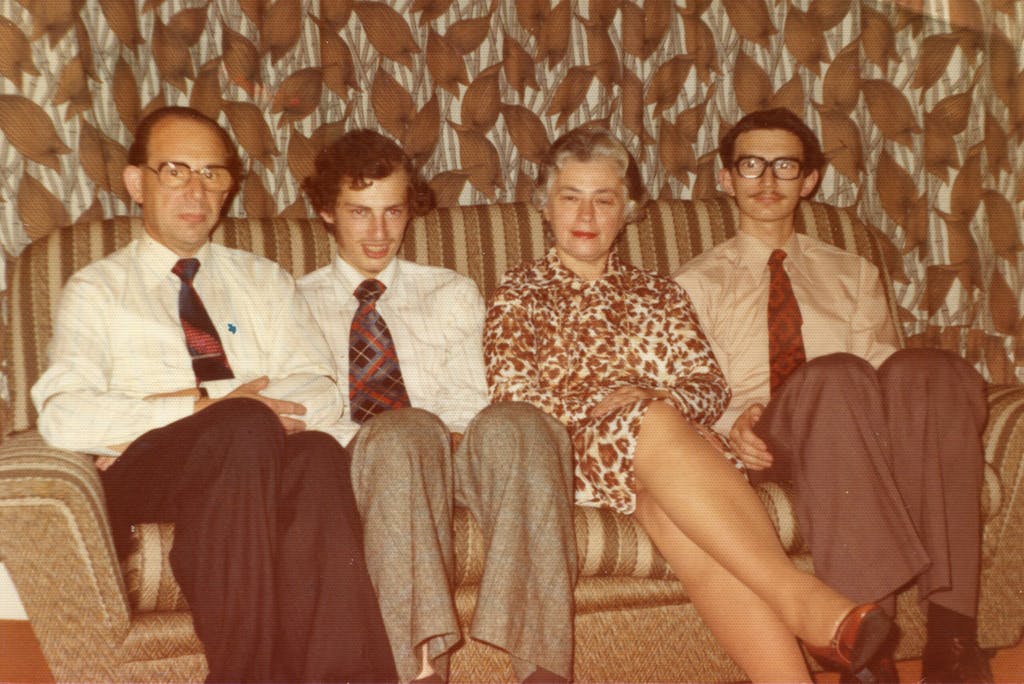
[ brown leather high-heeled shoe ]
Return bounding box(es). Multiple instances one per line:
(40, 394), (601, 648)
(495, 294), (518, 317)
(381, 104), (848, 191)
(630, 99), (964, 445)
(804, 603), (893, 673)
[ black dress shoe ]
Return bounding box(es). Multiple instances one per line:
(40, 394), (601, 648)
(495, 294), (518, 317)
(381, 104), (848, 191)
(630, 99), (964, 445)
(839, 655), (899, 683)
(920, 636), (994, 683)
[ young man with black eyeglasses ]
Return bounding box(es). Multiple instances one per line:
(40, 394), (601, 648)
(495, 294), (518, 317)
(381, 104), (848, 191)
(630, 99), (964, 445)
(31, 106), (396, 683)
(674, 108), (992, 684)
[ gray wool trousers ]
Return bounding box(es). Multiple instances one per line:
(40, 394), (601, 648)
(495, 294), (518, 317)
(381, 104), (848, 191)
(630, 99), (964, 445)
(349, 401), (577, 683)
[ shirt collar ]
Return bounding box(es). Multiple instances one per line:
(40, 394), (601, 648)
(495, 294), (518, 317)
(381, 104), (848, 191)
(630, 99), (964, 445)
(542, 247), (626, 289)
(733, 231), (806, 277)
(138, 234), (213, 292)
(330, 255), (400, 300)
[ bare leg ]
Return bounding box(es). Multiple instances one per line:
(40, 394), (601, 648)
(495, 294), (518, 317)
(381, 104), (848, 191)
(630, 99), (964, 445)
(633, 403), (855, 657)
(634, 493), (811, 682)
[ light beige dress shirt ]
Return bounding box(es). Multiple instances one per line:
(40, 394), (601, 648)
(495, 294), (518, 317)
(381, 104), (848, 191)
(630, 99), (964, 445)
(32, 235), (343, 455)
(299, 256), (489, 446)
(674, 231), (899, 434)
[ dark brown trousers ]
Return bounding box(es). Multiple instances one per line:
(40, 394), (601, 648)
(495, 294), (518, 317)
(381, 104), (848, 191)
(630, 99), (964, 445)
(751, 349), (987, 617)
(101, 397), (397, 683)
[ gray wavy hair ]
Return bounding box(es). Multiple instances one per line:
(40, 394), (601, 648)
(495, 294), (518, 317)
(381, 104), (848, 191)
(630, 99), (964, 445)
(532, 126), (648, 224)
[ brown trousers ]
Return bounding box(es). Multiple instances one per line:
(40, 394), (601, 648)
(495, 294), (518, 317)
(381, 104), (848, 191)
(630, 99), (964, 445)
(101, 398), (396, 683)
(751, 349), (987, 617)
(349, 401), (577, 683)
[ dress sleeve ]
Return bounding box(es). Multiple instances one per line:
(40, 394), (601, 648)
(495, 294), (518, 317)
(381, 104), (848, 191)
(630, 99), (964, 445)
(483, 280), (590, 424)
(661, 283), (732, 426)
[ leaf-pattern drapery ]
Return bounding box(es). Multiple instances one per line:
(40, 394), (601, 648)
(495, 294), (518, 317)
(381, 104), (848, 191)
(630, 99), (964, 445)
(0, 0), (1022, 384)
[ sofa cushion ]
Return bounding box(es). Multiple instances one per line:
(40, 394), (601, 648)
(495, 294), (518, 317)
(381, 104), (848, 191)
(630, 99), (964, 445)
(121, 453), (1005, 613)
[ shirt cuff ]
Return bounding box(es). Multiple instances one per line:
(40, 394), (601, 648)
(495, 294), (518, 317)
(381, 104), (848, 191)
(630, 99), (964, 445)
(202, 378), (243, 399)
(152, 395), (199, 427)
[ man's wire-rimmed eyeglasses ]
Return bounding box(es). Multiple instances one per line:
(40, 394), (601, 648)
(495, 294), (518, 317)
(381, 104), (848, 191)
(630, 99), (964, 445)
(144, 161), (234, 192)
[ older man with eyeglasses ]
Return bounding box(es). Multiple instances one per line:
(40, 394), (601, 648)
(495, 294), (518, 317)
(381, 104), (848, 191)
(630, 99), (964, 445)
(674, 109), (992, 684)
(31, 106), (397, 683)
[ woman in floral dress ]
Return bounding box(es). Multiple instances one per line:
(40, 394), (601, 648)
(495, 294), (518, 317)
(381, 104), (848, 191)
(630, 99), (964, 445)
(483, 127), (891, 683)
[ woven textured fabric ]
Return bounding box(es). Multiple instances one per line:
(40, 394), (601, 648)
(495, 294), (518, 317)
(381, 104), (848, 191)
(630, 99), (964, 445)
(767, 249), (806, 395)
(0, 430), (131, 682)
(172, 259), (234, 383)
(6, 205), (1024, 684)
(122, 523), (190, 612)
(348, 279), (411, 423)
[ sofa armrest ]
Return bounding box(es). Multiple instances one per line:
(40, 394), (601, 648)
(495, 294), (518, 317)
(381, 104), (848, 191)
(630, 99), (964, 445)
(977, 384), (1024, 645)
(0, 430), (130, 682)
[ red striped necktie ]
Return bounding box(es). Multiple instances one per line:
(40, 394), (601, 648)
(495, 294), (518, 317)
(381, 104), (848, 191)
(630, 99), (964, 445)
(172, 258), (235, 383)
(348, 279), (411, 423)
(767, 249), (806, 396)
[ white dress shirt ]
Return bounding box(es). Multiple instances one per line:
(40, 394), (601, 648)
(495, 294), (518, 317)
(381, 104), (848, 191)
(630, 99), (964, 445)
(32, 235), (343, 455)
(675, 231), (900, 434)
(299, 256), (490, 445)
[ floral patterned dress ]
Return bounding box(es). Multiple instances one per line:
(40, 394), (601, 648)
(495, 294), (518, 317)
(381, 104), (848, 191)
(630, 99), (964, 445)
(484, 248), (742, 515)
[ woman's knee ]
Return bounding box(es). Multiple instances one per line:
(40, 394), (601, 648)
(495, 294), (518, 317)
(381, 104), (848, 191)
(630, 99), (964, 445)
(638, 400), (691, 438)
(635, 401), (707, 464)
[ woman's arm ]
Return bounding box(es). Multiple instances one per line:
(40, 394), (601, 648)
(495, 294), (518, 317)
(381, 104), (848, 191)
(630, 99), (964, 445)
(483, 283), (591, 424)
(662, 284), (732, 426)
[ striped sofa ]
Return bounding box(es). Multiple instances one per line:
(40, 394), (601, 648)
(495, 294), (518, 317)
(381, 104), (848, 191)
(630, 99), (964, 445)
(1, 197), (1022, 683)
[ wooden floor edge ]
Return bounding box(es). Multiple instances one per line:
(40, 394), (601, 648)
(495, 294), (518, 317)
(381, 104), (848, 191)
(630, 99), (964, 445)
(0, 619), (54, 684)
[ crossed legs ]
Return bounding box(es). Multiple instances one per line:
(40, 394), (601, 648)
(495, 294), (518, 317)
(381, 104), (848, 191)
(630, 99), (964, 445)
(631, 401), (859, 682)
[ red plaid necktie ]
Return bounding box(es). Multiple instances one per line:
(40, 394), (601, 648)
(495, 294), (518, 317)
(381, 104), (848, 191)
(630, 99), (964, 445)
(349, 279), (410, 423)
(767, 249), (805, 396)
(172, 258), (234, 383)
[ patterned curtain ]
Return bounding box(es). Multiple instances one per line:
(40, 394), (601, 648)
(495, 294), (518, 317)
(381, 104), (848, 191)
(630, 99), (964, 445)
(0, 0), (1022, 384)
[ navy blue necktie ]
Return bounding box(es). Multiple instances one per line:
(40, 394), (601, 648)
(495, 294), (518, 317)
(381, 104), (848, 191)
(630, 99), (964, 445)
(172, 258), (234, 383)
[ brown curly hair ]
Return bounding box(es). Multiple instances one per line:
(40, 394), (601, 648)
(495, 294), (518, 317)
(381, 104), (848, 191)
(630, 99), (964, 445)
(302, 129), (434, 217)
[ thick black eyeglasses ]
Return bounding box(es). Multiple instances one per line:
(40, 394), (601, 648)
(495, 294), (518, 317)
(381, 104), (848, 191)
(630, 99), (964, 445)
(144, 161), (233, 192)
(733, 156), (803, 180)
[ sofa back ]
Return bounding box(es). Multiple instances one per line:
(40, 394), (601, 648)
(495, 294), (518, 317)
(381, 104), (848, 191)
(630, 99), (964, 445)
(4, 196), (902, 434)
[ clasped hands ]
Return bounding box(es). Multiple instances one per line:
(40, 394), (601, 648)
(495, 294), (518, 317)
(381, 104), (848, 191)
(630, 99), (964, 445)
(97, 377), (307, 470)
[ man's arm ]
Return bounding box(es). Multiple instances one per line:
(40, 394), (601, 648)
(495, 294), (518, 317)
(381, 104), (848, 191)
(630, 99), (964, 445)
(426, 279), (490, 431)
(483, 283), (593, 424)
(32, 275), (197, 454)
(851, 260), (900, 367)
(258, 266), (345, 430)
